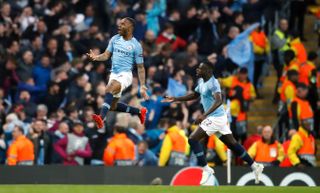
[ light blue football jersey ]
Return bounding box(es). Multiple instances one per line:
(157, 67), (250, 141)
(106, 34), (144, 74)
(195, 76), (225, 117)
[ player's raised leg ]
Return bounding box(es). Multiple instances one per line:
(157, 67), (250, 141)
(188, 127), (214, 185)
(110, 100), (147, 125)
(219, 134), (264, 184)
(92, 80), (120, 129)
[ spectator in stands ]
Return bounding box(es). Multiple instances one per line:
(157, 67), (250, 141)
(7, 125), (34, 165)
(144, 118), (168, 156)
(50, 122), (69, 164)
(248, 125), (284, 167)
(54, 120), (92, 165)
(158, 119), (188, 166)
(142, 86), (169, 130)
(1, 57), (20, 96)
(197, 7), (221, 55)
(278, 70), (299, 139)
(278, 50), (300, 95)
(271, 18), (291, 79)
(126, 117), (145, 144)
(142, 30), (158, 58)
(156, 22), (187, 51)
(17, 50), (34, 82)
(206, 134), (227, 166)
(66, 74), (88, 109)
(288, 118), (316, 167)
(27, 119), (51, 165)
(290, 32), (307, 64)
(243, 125), (262, 150)
(32, 54), (51, 87)
(137, 141), (158, 166)
(242, 0), (265, 24)
(289, 0), (307, 41)
(250, 26), (270, 96)
(15, 90), (37, 120)
(103, 124), (135, 166)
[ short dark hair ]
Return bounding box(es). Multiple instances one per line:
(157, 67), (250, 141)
(202, 60), (214, 70)
(284, 49), (296, 60)
(296, 82), (308, 90)
(124, 17), (136, 30)
(308, 51), (318, 61)
(239, 67), (248, 74)
(287, 70), (298, 77)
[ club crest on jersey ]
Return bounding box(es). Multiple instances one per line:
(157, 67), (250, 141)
(127, 45), (133, 50)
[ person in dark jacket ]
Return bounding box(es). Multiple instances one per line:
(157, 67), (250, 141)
(27, 119), (52, 165)
(197, 7), (221, 55)
(50, 122), (69, 164)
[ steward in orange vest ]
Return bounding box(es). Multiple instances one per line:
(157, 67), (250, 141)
(288, 122), (316, 167)
(248, 126), (284, 166)
(220, 67), (256, 142)
(299, 52), (317, 86)
(279, 70), (298, 104)
(158, 124), (188, 166)
(103, 125), (135, 166)
(290, 35), (307, 64)
(7, 126), (34, 165)
(289, 83), (314, 131)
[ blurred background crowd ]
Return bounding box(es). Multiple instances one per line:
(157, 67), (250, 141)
(0, 0), (319, 167)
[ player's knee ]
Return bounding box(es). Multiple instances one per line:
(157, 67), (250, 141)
(106, 85), (121, 95)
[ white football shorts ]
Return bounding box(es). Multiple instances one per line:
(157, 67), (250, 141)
(108, 71), (133, 98)
(199, 114), (232, 137)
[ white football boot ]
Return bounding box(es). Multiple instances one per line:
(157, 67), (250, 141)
(251, 162), (264, 184)
(200, 166), (215, 186)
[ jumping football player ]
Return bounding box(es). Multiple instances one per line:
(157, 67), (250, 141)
(162, 61), (264, 185)
(87, 17), (148, 128)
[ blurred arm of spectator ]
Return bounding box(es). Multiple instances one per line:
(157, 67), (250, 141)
(103, 141), (116, 166)
(7, 142), (18, 165)
(158, 134), (172, 166)
(74, 143), (92, 158)
(287, 134), (303, 166)
(53, 136), (69, 160)
(17, 82), (46, 94)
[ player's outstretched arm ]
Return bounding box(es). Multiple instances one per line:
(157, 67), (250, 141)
(162, 92), (200, 103)
(137, 63), (149, 100)
(86, 49), (111, 61)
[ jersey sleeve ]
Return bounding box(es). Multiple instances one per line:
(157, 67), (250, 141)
(209, 78), (222, 94)
(106, 35), (116, 53)
(134, 41), (144, 64)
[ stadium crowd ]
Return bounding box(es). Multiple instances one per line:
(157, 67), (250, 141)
(0, 0), (319, 167)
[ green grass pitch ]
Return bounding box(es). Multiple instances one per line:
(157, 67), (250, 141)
(0, 185), (319, 193)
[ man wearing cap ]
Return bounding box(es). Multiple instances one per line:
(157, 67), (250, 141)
(54, 120), (92, 165)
